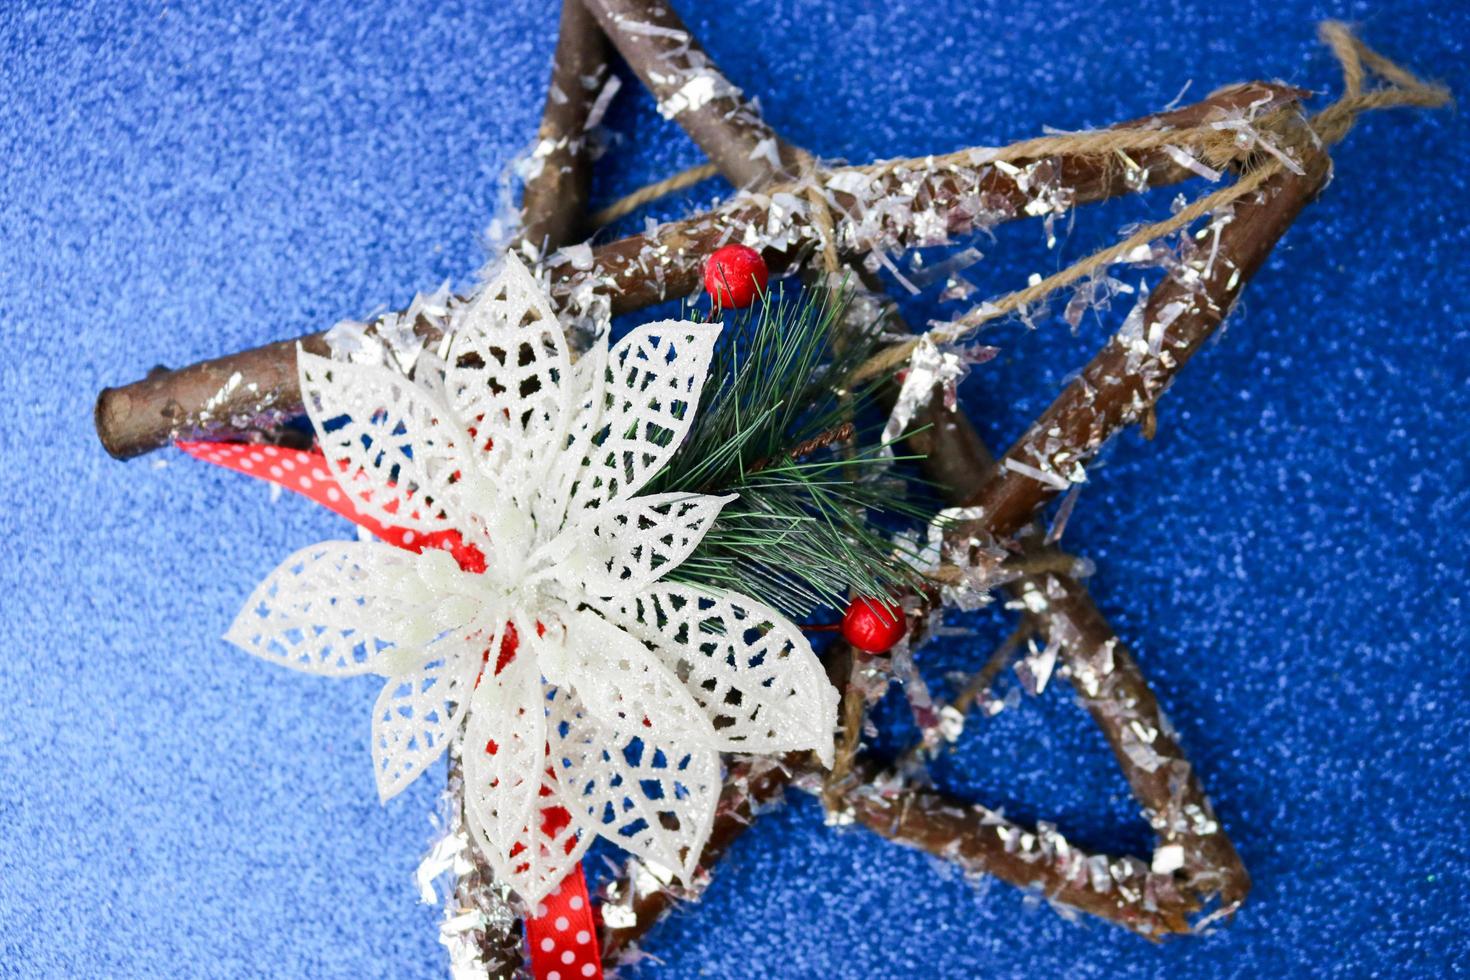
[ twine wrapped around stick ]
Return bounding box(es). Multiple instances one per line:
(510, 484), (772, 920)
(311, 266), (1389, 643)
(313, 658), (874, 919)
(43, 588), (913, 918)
(847, 23), (1450, 381)
(588, 23), (1449, 383)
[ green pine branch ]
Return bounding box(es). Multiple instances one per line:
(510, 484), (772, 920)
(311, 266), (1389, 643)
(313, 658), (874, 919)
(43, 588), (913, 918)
(647, 284), (933, 618)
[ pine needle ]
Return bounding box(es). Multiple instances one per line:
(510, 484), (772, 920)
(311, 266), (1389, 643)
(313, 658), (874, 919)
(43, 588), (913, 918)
(647, 285), (931, 618)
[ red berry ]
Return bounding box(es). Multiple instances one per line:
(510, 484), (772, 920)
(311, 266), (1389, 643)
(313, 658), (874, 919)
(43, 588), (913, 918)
(704, 244), (768, 309)
(841, 597), (906, 654)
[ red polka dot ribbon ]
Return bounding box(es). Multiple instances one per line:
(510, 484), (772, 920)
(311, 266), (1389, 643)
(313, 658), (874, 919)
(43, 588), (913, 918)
(178, 441), (603, 980)
(526, 868), (602, 980)
(178, 441), (453, 555)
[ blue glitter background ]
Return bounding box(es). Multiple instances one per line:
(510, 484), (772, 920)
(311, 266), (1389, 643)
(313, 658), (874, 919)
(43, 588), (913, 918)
(2, 0), (1466, 976)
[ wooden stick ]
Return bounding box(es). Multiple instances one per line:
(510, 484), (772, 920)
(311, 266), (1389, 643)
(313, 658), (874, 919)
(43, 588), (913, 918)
(833, 155), (1333, 935)
(952, 145), (1331, 545)
(844, 757), (1197, 936)
(580, 0), (802, 187)
(1041, 575), (1251, 909)
(92, 84), (1301, 460)
(517, 0), (612, 254)
(859, 381), (1250, 934)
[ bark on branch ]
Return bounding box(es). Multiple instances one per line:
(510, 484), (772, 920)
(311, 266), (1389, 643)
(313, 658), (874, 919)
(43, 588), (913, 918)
(517, 0), (612, 254)
(854, 157), (1332, 933)
(1042, 575), (1251, 910)
(580, 0), (802, 187)
(886, 381), (1253, 933)
(93, 84), (1299, 460)
(844, 760), (1196, 936)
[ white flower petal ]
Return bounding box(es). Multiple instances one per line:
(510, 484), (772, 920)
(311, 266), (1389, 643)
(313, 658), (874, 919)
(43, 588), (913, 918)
(558, 609), (717, 746)
(565, 321), (720, 516)
(462, 644), (591, 904)
(299, 351), (471, 534)
(225, 541), (424, 676)
(370, 633), (482, 801)
(591, 585), (838, 765)
(541, 337), (609, 529)
(549, 686), (720, 883)
(446, 255), (573, 505)
(573, 491), (736, 598)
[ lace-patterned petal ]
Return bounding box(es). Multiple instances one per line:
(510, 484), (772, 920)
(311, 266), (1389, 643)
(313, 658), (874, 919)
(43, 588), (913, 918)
(463, 643), (591, 904)
(565, 321), (720, 516)
(299, 351), (470, 534)
(556, 609), (717, 747)
(591, 585), (838, 765)
(225, 541), (422, 676)
(446, 256), (572, 506)
(574, 492), (736, 598)
(370, 633), (481, 801)
(549, 687), (720, 882)
(543, 337), (609, 529)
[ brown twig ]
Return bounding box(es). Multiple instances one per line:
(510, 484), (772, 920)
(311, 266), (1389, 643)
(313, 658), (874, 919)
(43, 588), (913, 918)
(865, 393), (1254, 933)
(928, 549), (1087, 587)
(578, 0), (857, 922)
(543, 80), (1301, 308)
(830, 394), (1251, 935)
(864, 150), (1332, 926)
(911, 369), (1253, 913)
(1039, 575), (1251, 910)
(579, 0), (801, 188)
(894, 612), (1031, 774)
(92, 84), (1301, 460)
(865, 568), (1251, 933)
(950, 618), (1033, 720)
(893, 364), (1252, 908)
(843, 758), (1197, 937)
(745, 420), (855, 475)
(516, 0), (612, 255)
(834, 160), (1331, 934)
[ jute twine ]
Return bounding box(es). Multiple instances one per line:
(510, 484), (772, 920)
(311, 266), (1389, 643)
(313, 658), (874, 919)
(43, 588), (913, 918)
(588, 162), (720, 228)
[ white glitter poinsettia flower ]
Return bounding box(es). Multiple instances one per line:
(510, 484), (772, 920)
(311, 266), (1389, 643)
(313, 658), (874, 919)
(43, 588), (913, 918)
(225, 255), (837, 904)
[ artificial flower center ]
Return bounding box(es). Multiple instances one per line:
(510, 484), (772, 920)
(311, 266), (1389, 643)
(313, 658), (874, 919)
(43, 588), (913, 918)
(449, 466), (632, 606)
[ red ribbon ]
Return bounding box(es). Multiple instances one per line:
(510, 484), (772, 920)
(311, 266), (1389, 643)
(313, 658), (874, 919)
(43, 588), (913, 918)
(179, 441), (603, 979)
(525, 865), (602, 980)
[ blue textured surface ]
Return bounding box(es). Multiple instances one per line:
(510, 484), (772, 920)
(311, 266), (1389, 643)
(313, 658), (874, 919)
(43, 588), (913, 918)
(2, 0), (1466, 976)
